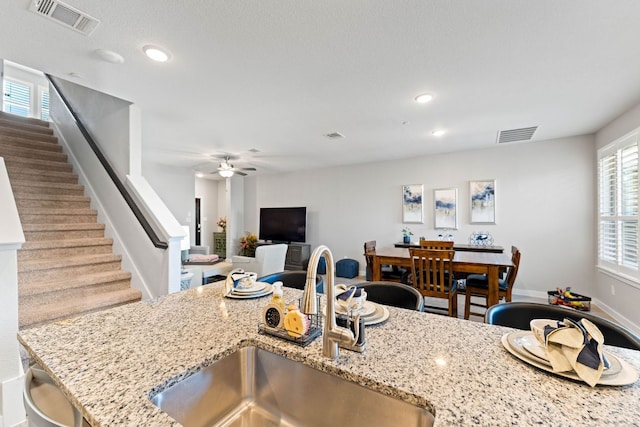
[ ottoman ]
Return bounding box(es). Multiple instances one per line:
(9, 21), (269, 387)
(336, 258), (359, 279)
(316, 256), (327, 274)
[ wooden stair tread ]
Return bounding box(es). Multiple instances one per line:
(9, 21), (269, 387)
(19, 288), (142, 329)
(19, 207), (97, 215)
(0, 111), (50, 128)
(0, 118), (54, 134)
(0, 127), (58, 143)
(3, 156), (73, 171)
(22, 223), (105, 232)
(14, 193), (88, 202)
(20, 270), (131, 297)
(19, 253), (122, 272)
(0, 135), (61, 151)
(21, 238), (113, 250)
(11, 180), (83, 190)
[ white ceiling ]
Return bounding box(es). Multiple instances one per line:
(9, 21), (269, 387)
(3, 1), (640, 177)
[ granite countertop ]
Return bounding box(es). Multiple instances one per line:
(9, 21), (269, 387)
(18, 282), (640, 426)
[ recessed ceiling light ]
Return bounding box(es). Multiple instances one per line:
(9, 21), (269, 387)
(432, 129), (446, 137)
(195, 172), (204, 178)
(143, 45), (170, 62)
(414, 93), (434, 104)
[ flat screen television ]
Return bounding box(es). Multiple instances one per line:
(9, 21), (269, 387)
(259, 207), (307, 243)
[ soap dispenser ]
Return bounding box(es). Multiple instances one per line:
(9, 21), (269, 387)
(272, 281), (285, 310)
(263, 281), (285, 330)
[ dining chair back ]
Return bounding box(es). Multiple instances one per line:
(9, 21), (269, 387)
(485, 302), (640, 350)
(464, 245), (521, 320)
(356, 281), (424, 311)
(409, 248), (458, 317)
(419, 240), (454, 250)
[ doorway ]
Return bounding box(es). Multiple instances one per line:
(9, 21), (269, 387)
(195, 198), (201, 245)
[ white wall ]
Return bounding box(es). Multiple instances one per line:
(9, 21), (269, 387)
(195, 177), (220, 249)
(245, 135), (596, 301)
(595, 100), (640, 332)
(0, 158), (26, 426)
(143, 161), (195, 242)
(50, 76), (132, 181)
(51, 91), (174, 299)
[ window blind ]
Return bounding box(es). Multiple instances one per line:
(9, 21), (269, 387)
(598, 132), (640, 275)
(40, 89), (50, 121)
(3, 79), (31, 117)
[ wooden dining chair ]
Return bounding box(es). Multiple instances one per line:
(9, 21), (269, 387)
(364, 240), (406, 282)
(409, 248), (458, 317)
(464, 245), (521, 320)
(419, 240), (454, 249)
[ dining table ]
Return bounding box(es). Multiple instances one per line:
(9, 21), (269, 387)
(368, 246), (514, 308)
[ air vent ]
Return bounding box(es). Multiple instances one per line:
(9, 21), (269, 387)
(29, 0), (100, 36)
(324, 132), (345, 139)
(496, 126), (538, 144)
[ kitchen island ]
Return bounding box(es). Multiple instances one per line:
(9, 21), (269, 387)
(18, 282), (640, 426)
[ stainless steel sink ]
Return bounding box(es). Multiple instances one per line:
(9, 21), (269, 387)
(151, 346), (434, 427)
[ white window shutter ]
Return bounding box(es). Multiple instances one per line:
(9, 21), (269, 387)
(598, 131), (640, 276)
(3, 79), (31, 117)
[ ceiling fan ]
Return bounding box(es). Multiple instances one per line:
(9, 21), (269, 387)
(216, 156), (256, 177)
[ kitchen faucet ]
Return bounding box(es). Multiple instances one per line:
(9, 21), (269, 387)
(302, 245), (358, 360)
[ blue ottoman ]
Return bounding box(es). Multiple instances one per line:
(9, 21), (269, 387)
(316, 256), (327, 274)
(336, 258), (359, 279)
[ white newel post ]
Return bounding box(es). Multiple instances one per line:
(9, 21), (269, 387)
(0, 157), (26, 426)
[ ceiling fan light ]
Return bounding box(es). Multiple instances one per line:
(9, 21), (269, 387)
(218, 169), (234, 178)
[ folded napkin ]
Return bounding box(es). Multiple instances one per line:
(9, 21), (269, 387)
(223, 268), (252, 296)
(542, 318), (605, 387)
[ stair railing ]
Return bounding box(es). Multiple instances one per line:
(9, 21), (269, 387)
(45, 74), (168, 249)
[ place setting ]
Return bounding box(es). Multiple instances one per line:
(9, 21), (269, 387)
(223, 269), (273, 299)
(333, 284), (390, 326)
(501, 318), (638, 386)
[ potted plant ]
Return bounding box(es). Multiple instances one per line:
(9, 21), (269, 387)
(239, 231), (258, 257)
(216, 217), (227, 233)
(402, 227), (413, 244)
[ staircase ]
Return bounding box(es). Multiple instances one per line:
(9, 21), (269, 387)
(0, 111), (142, 329)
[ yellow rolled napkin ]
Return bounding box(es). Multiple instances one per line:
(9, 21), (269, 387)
(542, 318), (605, 387)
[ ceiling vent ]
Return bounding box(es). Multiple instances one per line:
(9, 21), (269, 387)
(324, 132), (345, 139)
(29, 0), (100, 36)
(496, 126), (538, 144)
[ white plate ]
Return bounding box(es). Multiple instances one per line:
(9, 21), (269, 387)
(226, 284), (273, 299)
(363, 303), (390, 326)
(323, 303), (390, 326)
(517, 332), (622, 377)
(335, 300), (377, 317)
(232, 281), (268, 294)
(502, 331), (637, 386)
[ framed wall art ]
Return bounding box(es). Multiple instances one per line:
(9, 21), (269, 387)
(470, 179), (496, 224)
(434, 188), (458, 229)
(402, 184), (424, 223)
